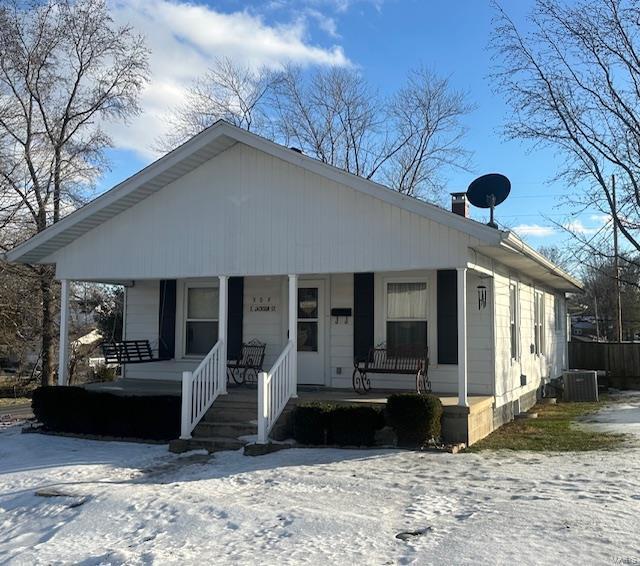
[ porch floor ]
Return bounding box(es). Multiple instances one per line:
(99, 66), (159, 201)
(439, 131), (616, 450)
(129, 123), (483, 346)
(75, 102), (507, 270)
(83, 379), (493, 410)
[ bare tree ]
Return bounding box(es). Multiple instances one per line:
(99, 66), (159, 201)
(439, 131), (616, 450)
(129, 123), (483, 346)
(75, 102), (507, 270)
(538, 244), (570, 270)
(491, 0), (640, 258)
(274, 66), (383, 177)
(157, 57), (280, 152)
(384, 67), (472, 198)
(574, 254), (640, 339)
(274, 65), (472, 199)
(161, 60), (472, 202)
(0, 0), (149, 385)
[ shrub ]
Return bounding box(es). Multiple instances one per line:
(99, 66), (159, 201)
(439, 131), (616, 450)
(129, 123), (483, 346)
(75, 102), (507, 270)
(291, 403), (331, 445)
(291, 403), (385, 446)
(386, 393), (443, 448)
(32, 386), (180, 440)
(328, 405), (384, 446)
(92, 364), (117, 382)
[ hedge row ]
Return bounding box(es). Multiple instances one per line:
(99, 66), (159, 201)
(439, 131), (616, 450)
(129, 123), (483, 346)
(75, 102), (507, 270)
(292, 403), (385, 446)
(32, 386), (181, 440)
(291, 393), (443, 448)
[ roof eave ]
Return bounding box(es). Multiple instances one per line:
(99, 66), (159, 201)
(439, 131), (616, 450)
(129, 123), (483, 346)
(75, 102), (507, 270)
(500, 231), (583, 291)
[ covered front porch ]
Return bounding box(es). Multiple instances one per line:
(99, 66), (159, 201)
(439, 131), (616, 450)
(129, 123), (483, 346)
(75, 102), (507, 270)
(61, 265), (495, 445)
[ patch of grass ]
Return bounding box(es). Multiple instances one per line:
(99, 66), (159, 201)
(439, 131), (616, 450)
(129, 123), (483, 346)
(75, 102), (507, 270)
(0, 375), (38, 398)
(0, 397), (31, 408)
(468, 399), (627, 452)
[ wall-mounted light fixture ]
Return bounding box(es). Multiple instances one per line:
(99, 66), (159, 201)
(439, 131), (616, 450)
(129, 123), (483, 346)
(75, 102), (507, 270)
(477, 285), (487, 310)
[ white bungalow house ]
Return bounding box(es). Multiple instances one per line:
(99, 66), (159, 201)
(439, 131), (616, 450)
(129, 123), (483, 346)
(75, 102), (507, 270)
(5, 121), (581, 447)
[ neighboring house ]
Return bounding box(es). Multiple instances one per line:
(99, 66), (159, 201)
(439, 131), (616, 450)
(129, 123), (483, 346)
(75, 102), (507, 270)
(571, 316), (600, 342)
(4, 121), (581, 446)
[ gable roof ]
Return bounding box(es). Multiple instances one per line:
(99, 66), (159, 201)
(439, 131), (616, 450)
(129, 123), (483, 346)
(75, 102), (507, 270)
(3, 120), (581, 291)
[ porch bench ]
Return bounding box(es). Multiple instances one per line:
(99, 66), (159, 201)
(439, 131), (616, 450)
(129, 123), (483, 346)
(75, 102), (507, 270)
(227, 340), (266, 386)
(101, 340), (165, 365)
(352, 344), (430, 394)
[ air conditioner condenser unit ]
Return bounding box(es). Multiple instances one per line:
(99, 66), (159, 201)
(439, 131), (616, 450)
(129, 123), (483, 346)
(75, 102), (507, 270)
(563, 370), (598, 402)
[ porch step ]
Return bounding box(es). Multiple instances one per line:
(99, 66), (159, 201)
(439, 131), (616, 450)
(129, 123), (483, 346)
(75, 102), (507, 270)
(201, 408), (257, 423)
(193, 421), (257, 438)
(170, 435), (247, 453)
(169, 390), (293, 454)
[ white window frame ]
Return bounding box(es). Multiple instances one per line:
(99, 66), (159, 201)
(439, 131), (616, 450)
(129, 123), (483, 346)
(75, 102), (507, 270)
(183, 282), (219, 358)
(534, 290), (545, 356)
(383, 278), (429, 351)
(554, 295), (563, 332)
(509, 282), (519, 361)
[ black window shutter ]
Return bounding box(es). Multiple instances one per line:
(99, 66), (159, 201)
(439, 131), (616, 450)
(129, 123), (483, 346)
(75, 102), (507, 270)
(437, 270), (458, 364)
(227, 277), (244, 361)
(353, 273), (375, 361)
(158, 280), (177, 359)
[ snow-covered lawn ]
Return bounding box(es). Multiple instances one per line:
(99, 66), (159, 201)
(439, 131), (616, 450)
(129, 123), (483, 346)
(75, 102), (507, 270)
(1, 396), (640, 565)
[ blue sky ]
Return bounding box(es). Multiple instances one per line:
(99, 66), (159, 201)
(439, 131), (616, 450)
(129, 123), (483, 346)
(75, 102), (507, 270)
(102, 0), (608, 248)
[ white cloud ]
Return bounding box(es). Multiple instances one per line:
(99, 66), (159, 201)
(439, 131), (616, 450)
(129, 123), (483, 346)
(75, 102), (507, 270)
(306, 8), (340, 38)
(562, 219), (599, 235)
(512, 224), (557, 238)
(589, 213), (611, 225)
(106, 0), (351, 159)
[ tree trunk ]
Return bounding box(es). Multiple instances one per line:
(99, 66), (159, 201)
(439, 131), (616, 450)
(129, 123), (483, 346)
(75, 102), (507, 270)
(39, 267), (56, 386)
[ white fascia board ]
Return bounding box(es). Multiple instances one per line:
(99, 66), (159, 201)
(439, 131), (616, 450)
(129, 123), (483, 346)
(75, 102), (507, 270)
(499, 232), (583, 291)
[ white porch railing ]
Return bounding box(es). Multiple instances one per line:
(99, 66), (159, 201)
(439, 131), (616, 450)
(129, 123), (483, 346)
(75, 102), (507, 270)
(180, 340), (226, 439)
(257, 340), (296, 444)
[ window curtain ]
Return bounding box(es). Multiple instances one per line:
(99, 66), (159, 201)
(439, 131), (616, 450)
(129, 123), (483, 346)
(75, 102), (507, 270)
(387, 282), (427, 319)
(188, 288), (219, 319)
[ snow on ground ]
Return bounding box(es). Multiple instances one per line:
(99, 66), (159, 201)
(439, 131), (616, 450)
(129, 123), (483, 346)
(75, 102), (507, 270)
(0, 396), (639, 566)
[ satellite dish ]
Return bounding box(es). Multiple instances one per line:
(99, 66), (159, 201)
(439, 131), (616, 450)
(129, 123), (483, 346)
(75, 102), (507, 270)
(467, 173), (511, 228)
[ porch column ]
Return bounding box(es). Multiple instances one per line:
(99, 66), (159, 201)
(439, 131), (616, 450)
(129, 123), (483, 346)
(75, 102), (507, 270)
(288, 274), (298, 398)
(218, 275), (228, 394)
(58, 279), (70, 386)
(457, 267), (468, 407)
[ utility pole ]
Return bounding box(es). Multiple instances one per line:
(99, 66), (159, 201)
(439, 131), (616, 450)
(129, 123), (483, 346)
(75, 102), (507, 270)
(612, 174), (623, 342)
(594, 295), (601, 342)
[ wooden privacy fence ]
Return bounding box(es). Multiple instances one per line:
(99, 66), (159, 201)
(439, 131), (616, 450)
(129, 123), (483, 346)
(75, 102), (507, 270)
(569, 341), (640, 387)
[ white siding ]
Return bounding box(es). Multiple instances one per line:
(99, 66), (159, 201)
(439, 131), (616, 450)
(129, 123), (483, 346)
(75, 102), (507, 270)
(122, 264), (564, 400)
(329, 273), (354, 385)
(329, 269), (493, 394)
(50, 143), (480, 280)
(488, 256), (568, 409)
(466, 271), (494, 395)
(243, 276), (287, 369)
(124, 280), (202, 380)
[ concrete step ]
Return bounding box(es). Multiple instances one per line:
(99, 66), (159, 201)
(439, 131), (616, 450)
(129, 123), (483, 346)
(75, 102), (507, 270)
(205, 397), (258, 408)
(168, 392), (295, 454)
(202, 409), (258, 423)
(169, 435), (246, 453)
(193, 421), (257, 438)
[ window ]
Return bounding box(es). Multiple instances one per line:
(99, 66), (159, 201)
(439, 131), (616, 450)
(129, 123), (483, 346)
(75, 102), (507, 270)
(386, 281), (428, 356)
(534, 291), (545, 356)
(509, 283), (518, 360)
(298, 287), (319, 352)
(185, 287), (218, 355)
(554, 296), (563, 332)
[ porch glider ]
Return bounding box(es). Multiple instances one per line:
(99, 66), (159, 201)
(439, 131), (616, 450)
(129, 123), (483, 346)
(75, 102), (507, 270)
(101, 340), (167, 365)
(353, 344), (430, 394)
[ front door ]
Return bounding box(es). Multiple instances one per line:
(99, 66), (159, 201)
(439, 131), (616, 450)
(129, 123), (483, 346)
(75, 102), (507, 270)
(297, 281), (325, 385)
